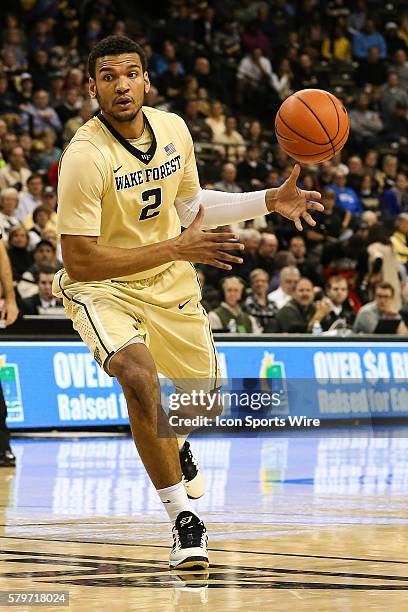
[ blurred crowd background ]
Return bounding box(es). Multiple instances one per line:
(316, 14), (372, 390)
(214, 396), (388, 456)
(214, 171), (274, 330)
(0, 0), (408, 333)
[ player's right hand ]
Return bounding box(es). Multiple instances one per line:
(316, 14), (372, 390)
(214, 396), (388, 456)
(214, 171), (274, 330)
(174, 206), (245, 270)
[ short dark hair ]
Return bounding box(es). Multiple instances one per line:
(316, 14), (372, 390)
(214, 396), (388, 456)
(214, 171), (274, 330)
(88, 35), (147, 79)
(33, 205), (50, 223)
(38, 265), (57, 277)
(27, 173), (43, 184)
(375, 282), (395, 296)
(34, 239), (55, 252)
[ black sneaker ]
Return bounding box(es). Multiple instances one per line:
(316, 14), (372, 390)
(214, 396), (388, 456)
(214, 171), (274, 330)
(180, 441), (205, 499)
(169, 511), (209, 570)
(0, 449), (16, 467)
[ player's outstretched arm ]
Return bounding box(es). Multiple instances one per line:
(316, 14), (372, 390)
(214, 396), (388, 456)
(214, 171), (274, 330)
(265, 164), (323, 231)
(61, 207), (244, 282)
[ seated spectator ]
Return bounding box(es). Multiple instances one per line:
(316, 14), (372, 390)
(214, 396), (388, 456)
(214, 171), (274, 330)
(205, 100), (226, 142)
(390, 214), (408, 270)
(20, 89), (62, 136)
(15, 174), (44, 224)
(392, 49), (408, 88)
(0, 146), (31, 191)
(7, 225), (33, 281)
(352, 18), (387, 59)
(213, 162), (243, 194)
(28, 205), (51, 250)
(183, 98), (212, 143)
(382, 173), (408, 217)
(377, 155), (399, 192)
(358, 174), (381, 211)
(353, 281), (407, 333)
(234, 229), (261, 279)
(307, 188), (352, 245)
(293, 53), (321, 90)
(157, 59), (185, 104)
(237, 47), (277, 113)
(289, 235), (323, 285)
(321, 23), (352, 62)
(237, 145), (268, 191)
(327, 169), (363, 215)
(380, 72), (408, 143)
(270, 58), (294, 101)
(255, 232), (279, 276)
(268, 265), (300, 309)
(347, 156), (364, 192)
(35, 128), (61, 173)
(385, 24), (408, 60)
(20, 267), (63, 315)
(245, 269), (278, 332)
(208, 276), (260, 332)
(55, 87), (82, 125)
(0, 188), (20, 241)
(17, 239), (62, 299)
(322, 275), (356, 330)
(215, 116), (245, 163)
(275, 277), (332, 333)
(355, 46), (388, 86)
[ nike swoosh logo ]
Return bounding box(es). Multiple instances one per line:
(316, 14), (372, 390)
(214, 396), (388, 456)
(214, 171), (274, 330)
(113, 165), (123, 173)
(178, 299), (191, 310)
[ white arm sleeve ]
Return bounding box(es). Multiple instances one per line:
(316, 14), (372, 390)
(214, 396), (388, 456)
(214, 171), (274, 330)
(175, 188), (269, 229)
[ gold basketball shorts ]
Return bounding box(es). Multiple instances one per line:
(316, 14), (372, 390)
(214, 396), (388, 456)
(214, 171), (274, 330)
(53, 261), (219, 389)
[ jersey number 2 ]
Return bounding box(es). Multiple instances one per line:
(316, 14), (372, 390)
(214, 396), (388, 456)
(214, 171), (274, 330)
(139, 187), (162, 221)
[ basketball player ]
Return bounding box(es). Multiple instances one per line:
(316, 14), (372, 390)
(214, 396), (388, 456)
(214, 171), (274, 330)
(53, 36), (322, 570)
(0, 232), (19, 467)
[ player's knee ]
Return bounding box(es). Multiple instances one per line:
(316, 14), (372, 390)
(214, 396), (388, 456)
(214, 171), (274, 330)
(116, 363), (159, 407)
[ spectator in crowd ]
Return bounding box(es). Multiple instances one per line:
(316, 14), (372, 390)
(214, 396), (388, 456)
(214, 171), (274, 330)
(307, 188), (352, 246)
(289, 235), (322, 285)
(183, 98), (212, 143)
(215, 116), (245, 163)
(275, 277), (332, 333)
(268, 265), (300, 309)
(245, 268), (278, 332)
(0, 188), (19, 240)
(35, 128), (61, 172)
(0, 146), (31, 191)
(327, 169), (363, 214)
(28, 205), (51, 250)
(353, 282), (407, 333)
(237, 145), (268, 190)
(55, 87), (82, 125)
(7, 225), (33, 281)
(390, 214), (408, 270)
(213, 162), (242, 194)
(322, 275), (356, 330)
(236, 47), (277, 112)
(352, 18), (387, 59)
(21, 89), (62, 136)
(385, 23), (408, 57)
(380, 72), (408, 142)
(20, 267), (63, 315)
(348, 93), (384, 151)
(255, 232), (279, 275)
(392, 49), (408, 88)
(209, 276), (260, 332)
(382, 173), (408, 217)
(17, 239), (62, 299)
(196, 269), (220, 313)
(15, 173), (43, 224)
(62, 100), (95, 146)
(205, 100), (226, 142)
(358, 174), (382, 212)
(355, 46), (388, 86)
(322, 23), (352, 62)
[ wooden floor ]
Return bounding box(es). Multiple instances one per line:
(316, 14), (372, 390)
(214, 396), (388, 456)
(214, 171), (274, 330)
(1, 434), (407, 611)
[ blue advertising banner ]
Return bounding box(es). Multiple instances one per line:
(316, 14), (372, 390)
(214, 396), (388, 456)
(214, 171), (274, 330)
(1, 340), (408, 429)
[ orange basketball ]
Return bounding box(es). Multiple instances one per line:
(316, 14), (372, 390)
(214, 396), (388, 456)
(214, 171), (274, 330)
(275, 89), (349, 163)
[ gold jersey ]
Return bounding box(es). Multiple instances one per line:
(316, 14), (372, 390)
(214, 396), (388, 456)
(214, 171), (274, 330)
(57, 106), (200, 281)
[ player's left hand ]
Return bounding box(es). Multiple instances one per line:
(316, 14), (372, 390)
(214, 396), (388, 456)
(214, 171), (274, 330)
(1, 298), (19, 327)
(265, 164), (324, 231)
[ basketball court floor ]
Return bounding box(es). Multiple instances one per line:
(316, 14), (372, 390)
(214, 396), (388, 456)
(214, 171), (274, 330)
(1, 431), (407, 610)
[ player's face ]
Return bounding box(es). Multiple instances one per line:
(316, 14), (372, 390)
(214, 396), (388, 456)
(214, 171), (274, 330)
(90, 53), (150, 123)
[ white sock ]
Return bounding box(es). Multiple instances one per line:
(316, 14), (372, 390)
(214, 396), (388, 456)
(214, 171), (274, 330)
(177, 436), (187, 450)
(157, 481), (198, 522)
